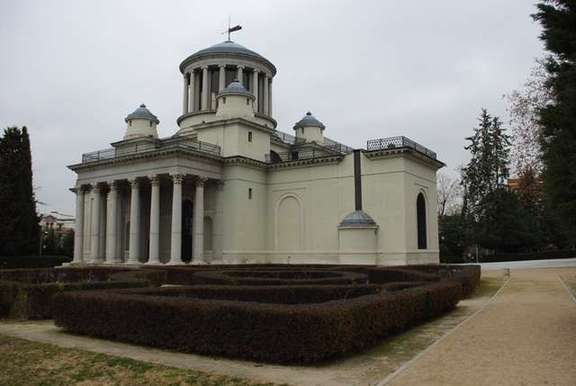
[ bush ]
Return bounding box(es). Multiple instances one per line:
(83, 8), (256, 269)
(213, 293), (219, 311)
(53, 281), (462, 364)
(0, 256), (71, 269)
(0, 267), (163, 319)
(481, 249), (576, 263)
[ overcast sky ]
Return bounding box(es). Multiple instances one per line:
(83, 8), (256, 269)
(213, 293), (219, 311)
(0, 0), (544, 215)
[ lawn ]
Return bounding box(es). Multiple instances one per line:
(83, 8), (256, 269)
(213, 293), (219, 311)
(0, 333), (278, 386)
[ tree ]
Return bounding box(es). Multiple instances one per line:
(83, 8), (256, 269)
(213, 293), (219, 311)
(505, 60), (552, 177)
(437, 172), (462, 217)
(439, 214), (466, 263)
(0, 127), (40, 256)
(462, 109), (511, 223)
(477, 189), (540, 253)
(533, 1), (576, 244)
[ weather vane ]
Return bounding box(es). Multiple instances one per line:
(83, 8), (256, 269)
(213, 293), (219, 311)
(222, 17), (242, 41)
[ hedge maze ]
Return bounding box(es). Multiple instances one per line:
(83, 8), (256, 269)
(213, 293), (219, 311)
(46, 264), (479, 364)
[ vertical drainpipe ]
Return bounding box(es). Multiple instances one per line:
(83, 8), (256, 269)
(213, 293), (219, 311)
(354, 149), (362, 211)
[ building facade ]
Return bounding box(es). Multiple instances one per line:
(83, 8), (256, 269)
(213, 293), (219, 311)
(69, 40), (443, 266)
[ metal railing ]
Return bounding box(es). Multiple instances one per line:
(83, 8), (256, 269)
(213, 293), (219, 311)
(266, 148), (343, 163)
(273, 130), (353, 154)
(366, 136), (437, 159)
(81, 138), (221, 163)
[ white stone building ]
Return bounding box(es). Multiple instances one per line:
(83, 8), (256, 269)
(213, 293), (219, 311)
(69, 40), (443, 266)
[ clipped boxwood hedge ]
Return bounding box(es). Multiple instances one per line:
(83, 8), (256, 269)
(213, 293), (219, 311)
(0, 268), (164, 319)
(53, 280), (463, 364)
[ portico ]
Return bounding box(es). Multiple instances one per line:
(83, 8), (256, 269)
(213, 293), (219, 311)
(72, 173), (217, 265)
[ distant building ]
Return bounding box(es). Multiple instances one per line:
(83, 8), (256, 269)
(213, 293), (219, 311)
(39, 213), (75, 234)
(68, 39), (443, 266)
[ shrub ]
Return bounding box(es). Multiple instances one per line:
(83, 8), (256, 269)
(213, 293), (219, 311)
(53, 280), (463, 364)
(0, 267), (163, 319)
(0, 256), (71, 269)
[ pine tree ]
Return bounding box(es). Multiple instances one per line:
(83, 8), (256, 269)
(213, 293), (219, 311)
(0, 127), (40, 256)
(461, 109), (511, 251)
(462, 109), (510, 222)
(533, 1), (576, 243)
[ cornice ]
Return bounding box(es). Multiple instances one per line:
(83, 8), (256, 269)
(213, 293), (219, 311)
(363, 148), (445, 169)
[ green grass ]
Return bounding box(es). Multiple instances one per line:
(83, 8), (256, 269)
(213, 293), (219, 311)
(0, 334), (278, 386)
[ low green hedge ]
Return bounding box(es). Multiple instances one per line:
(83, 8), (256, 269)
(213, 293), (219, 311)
(0, 256), (71, 269)
(0, 268), (164, 320)
(53, 281), (462, 364)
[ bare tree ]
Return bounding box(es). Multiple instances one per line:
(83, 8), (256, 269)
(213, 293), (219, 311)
(437, 172), (462, 217)
(505, 60), (553, 177)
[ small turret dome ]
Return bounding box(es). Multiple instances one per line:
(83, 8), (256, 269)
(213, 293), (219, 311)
(218, 80), (254, 99)
(293, 112), (325, 131)
(339, 210), (378, 227)
(125, 104), (159, 124)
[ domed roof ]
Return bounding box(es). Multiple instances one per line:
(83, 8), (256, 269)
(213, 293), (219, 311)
(339, 210), (378, 228)
(179, 40), (276, 75)
(125, 104), (159, 124)
(218, 80), (254, 98)
(293, 112), (326, 130)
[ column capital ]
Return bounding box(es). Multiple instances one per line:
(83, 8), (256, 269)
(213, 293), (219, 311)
(91, 183), (101, 192)
(148, 175), (160, 186)
(201, 65), (209, 70)
(128, 178), (139, 187)
(237, 65), (245, 70)
(171, 174), (184, 184)
(218, 64), (226, 69)
(107, 180), (119, 191)
(196, 176), (208, 186)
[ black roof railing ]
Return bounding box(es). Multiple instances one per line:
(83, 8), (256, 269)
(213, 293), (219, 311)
(366, 136), (437, 159)
(81, 138), (221, 163)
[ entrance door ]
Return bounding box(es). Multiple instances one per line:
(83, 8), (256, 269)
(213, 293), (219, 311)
(182, 200), (193, 262)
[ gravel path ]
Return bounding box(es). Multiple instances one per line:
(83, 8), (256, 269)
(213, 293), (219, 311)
(384, 268), (576, 386)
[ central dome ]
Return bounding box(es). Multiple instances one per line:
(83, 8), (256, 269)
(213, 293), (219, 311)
(179, 40), (276, 75)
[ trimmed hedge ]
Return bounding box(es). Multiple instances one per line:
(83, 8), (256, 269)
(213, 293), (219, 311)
(191, 269), (368, 286)
(0, 268), (164, 319)
(0, 256), (71, 269)
(53, 281), (462, 364)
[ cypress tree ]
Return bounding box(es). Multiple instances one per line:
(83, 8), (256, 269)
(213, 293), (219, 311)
(533, 1), (576, 243)
(0, 127), (40, 256)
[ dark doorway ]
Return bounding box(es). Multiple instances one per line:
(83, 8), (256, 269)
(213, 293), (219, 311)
(417, 193), (427, 250)
(182, 200), (193, 262)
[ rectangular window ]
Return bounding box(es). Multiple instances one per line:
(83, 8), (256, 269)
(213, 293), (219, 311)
(248, 131), (253, 142)
(248, 188), (253, 199)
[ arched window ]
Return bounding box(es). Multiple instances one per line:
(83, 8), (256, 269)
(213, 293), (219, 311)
(417, 193), (427, 250)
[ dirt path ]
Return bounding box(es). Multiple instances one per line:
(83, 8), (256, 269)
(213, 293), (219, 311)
(384, 268), (576, 386)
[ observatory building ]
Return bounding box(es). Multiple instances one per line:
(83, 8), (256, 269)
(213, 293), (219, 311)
(68, 39), (443, 266)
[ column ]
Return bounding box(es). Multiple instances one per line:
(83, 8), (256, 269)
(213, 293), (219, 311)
(182, 73), (189, 115)
(213, 181), (224, 261)
(252, 70), (259, 113)
(263, 74), (270, 116)
(169, 174), (183, 265)
(73, 185), (85, 264)
(147, 175), (161, 264)
(237, 65), (244, 85)
(188, 71), (195, 113)
(105, 181), (118, 264)
(201, 66), (209, 111)
(192, 177), (206, 264)
(90, 183), (101, 264)
(219, 65), (226, 91)
(127, 178), (140, 264)
(268, 77), (273, 116)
